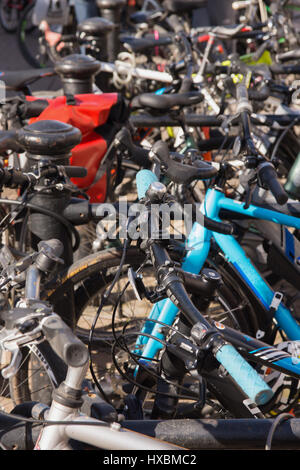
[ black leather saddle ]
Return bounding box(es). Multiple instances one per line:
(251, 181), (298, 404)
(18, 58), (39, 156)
(120, 35), (172, 54)
(0, 68), (55, 91)
(131, 91), (203, 111)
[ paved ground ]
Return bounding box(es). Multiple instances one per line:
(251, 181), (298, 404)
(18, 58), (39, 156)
(0, 23), (29, 70)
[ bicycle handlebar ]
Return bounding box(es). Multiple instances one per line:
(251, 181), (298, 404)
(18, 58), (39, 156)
(136, 169), (236, 234)
(150, 140), (217, 183)
(0, 167), (34, 187)
(0, 130), (22, 153)
(114, 128), (151, 168)
(257, 161), (288, 205)
(41, 314), (88, 368)
(0, 166), (87, 189)
(135, 169), (273, 406)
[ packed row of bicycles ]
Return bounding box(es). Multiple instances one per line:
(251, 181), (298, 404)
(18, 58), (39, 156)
(2, 0), (300, 451)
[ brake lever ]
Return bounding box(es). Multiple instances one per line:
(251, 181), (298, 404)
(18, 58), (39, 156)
(1, 347), (22, 379)
(0, 311), (47, 378)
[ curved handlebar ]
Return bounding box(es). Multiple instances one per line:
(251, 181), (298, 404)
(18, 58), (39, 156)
(257, 161), (288, 205)
(135, 169), (274, 405)
(114, 128), (151, 169)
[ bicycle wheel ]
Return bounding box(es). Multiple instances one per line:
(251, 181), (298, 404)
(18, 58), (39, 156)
(0, 340), (66, 412)
(17, 2), (79, 68)
(43, 247), (147, 346)
(0, 0), (21, 32)
(17, 1), (50, 68)
(40, 246), (260, 408)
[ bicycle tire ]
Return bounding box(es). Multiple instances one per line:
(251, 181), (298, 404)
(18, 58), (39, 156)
(0, 244), (263, 418)
(17, 1), (80, 69)
(0, 0), (21, 32)
(7, 239), (266, 412)
(39, 245), (261, 410)
(17, 1), (47, 68)
(42, 246), (146, 341)
(0, 339), (67, 412)
(42, 245), (262, 339)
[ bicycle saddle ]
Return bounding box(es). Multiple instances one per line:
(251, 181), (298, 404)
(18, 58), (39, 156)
(77, 17), (115, 38)
(151, 140), (217, 183)
(130, 10), (164, 25)
(163, 0), (207, 14)
(121, 35), (172, 54)
(0, 69), (55, 91)
(131, 91), (203, 111)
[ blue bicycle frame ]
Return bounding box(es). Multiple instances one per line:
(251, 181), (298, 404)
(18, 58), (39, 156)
(136, 186), (300, 363)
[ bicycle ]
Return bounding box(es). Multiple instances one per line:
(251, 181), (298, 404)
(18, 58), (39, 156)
(0, 238), (182, 449)
(0, 0), (30, 33)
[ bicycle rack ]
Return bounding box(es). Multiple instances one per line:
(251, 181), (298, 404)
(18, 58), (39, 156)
(1, 412), (300, 450)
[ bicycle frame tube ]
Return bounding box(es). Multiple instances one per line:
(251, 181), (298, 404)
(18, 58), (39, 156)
(137, 187), (300, 362)
(37, 413), (180, 450)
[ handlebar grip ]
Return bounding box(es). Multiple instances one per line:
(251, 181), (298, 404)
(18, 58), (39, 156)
(258, 161), (288, 205)
(63, 166), (88, 179)
(270, 63), (300, 75)
(0, 130), (22, 153)
(136, 169), (158, 200)
(203, 215), (235, 235)
(129, 145), (151, 168)
(0, 167), (30, 187)
(23, 99), (49, 118)
(41, 315), (88, 367)
(114, 128), (151, 168)
(236, 83), (252, 113)
(215, 343), (274, 405)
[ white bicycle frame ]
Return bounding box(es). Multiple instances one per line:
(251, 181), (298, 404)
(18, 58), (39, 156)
(35, 362), (181, 450)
